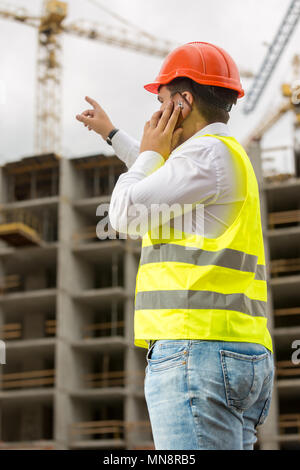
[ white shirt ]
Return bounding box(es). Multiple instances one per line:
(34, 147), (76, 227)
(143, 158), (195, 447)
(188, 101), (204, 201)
(108, 122), (246, 239)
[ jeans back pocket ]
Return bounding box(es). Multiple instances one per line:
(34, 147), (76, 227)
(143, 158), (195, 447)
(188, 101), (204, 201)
(220, 349), (270, 412)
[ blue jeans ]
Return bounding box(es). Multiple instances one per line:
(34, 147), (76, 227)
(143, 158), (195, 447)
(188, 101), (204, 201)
(144, 340), (274, 450)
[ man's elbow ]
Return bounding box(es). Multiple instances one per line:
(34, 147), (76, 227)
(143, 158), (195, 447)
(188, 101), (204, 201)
(108, 206), (121, 233)
(108, 208), (147, 238)
(108, 205), (130, 235)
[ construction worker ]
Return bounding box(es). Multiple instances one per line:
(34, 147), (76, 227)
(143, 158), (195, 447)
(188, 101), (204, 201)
(76, 41), (274, 450)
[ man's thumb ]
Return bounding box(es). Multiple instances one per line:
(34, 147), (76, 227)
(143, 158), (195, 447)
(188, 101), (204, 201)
(76, 114), (90, 125)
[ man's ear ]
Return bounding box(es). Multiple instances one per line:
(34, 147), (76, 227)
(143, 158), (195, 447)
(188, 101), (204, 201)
(181, 91), (193, 108)
(181, 92), (193, 119)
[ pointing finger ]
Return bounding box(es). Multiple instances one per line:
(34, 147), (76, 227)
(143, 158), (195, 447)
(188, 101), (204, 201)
(85, 96), (99, 109)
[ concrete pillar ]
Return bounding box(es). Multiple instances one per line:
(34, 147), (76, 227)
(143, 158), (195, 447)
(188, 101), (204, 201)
(248, 140), (264, 188)
(123, 239), (150, 447)
(55, 157), (86, 449)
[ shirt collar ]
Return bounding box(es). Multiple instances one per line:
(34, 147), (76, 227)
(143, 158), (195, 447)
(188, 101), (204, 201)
(191, 122), (231, 139)
(169, 122), (232, 158)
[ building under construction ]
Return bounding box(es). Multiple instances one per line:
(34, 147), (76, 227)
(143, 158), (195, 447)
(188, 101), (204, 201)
(0, 145), (299, 450)
(1, 0), (300, 452)
(0, 152), (152, 450)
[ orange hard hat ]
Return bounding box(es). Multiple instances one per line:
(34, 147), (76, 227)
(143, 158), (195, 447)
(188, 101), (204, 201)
(144, 41), (244, 98)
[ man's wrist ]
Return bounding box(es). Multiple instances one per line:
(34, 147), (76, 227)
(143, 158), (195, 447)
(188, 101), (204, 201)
(102, 125), (116, 140)
(106, 128), (119, 145)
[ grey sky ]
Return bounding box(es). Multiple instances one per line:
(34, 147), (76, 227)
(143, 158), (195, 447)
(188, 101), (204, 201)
(0, 0), (299, 174)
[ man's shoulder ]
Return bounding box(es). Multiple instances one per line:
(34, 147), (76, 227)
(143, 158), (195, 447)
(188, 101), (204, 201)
(170, 133), (231, 162)
(190, 134), (229, 150)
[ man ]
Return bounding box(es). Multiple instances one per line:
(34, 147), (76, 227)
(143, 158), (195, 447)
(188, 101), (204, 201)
(76, 41), (274, 450)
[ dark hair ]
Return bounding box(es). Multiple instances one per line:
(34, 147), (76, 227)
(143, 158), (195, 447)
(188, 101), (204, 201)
(160, 77), (238, 124)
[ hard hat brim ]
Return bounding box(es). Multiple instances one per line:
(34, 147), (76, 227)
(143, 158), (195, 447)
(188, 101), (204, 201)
(144, 82), (161, 94)
(144, 79), (244, 98)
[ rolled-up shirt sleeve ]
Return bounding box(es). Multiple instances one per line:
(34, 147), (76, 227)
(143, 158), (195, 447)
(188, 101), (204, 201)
(108, 139), (220, 237)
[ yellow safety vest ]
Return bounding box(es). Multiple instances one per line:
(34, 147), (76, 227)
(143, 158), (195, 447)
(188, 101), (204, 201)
(133, 134), (273, 353)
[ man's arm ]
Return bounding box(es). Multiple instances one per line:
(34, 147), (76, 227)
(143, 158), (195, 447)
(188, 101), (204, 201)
(108, 102), (219, 237)
(108, 142), (219, 237)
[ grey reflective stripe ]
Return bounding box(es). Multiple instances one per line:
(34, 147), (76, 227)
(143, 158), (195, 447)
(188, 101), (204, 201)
(140, 244), (266, 280)
(254, 265), (267, 281)
(135, 290), (267, 317)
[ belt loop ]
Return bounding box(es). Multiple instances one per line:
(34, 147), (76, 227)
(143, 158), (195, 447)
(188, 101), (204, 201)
(146, 340), (156, 361)
(148, 340), (155, 349)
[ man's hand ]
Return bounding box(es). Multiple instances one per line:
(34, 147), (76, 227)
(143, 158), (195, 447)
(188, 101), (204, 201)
(76, 96), (115, 140)
(140, 101), (183, 160)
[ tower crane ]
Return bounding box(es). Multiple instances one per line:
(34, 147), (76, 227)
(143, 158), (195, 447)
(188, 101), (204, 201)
(243, 0), (300, 114)
(243, 55), (300, 178)
(0, 0), (254, 156)
(0, 0), (176, 155)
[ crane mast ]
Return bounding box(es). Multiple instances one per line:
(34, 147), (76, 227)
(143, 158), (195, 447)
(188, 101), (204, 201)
(244, 55), (300, 177)
(0, 0), (177, 155)
(36, 0), (66, 154)
(243, 0), (300, 115)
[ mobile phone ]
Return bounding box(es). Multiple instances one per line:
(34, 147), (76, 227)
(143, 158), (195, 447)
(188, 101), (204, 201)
(170, 92), (190, 129)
